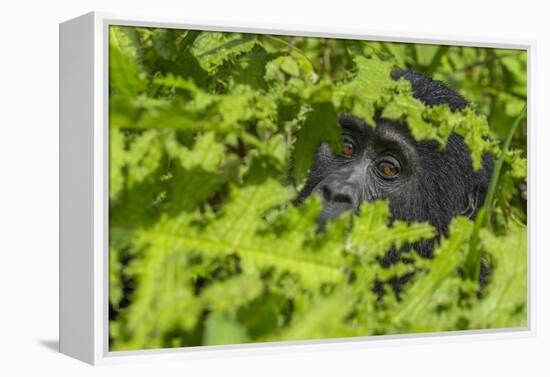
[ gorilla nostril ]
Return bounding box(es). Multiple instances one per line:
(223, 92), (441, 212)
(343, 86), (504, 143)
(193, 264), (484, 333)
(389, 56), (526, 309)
(321, 185), (332, 201)
(320, 184), (354, 205)
(332, 193), (353, 204)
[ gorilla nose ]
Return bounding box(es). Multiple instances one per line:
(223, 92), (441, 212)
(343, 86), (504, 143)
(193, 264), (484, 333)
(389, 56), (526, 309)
(320, 181), (357, 208)
(315, 180), (360, 230)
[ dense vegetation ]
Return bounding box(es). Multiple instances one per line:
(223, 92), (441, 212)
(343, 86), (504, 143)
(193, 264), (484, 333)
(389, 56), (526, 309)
(108, 26), (527, 351)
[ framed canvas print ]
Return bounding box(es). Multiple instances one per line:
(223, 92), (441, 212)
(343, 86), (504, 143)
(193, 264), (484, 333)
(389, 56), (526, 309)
(59, 12), (532, 365)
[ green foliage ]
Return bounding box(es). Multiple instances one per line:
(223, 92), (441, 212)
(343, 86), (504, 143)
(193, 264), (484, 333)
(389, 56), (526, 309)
(291, 102), (340, 184)
(108, 26), (528, 350)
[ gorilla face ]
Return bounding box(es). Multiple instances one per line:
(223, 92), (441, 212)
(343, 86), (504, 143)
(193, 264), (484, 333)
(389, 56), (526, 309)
(309, 115), (423, 226)
(295, 70), (494, 259)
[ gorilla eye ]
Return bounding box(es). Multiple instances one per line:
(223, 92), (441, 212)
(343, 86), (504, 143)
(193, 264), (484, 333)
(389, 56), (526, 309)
(342, 141), (355, 157)
(376, 159), (400, 179)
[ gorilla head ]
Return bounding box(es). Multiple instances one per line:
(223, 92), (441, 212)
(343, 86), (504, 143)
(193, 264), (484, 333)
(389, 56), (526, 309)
(296, 69), (494, 262)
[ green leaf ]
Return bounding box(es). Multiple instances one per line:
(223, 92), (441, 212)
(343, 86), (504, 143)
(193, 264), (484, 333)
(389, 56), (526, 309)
(278, 290), (355, 341)
(191, 32), (258, 73)
(392, 216), (473, 326)
(203, 317), (249, 346)
(200, 274), (263, 316)
(291, 102), (341, 184)
(144, 185), (342, 288)
(109, 29), (146, 98)
(279, 56), (300, 76)
(349, 200), (435, 262)
(334, 56), (394, 124)
(109, 127), (126, 200)
(472, 225), (527, 328)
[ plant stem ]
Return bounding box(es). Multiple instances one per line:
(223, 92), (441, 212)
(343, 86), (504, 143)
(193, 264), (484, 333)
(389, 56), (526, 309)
(463, 105), (526, 281)
(425, 46), (449, 76)
(485, 105), (527, 228)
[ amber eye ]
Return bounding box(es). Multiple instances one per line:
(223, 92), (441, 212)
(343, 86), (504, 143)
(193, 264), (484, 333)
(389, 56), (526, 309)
(342, 142), (354, 157)
(377, 160), (400, 178)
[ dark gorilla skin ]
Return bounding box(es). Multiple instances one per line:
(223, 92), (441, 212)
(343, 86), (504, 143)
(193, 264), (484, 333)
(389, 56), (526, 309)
(296, 70), (494, 291)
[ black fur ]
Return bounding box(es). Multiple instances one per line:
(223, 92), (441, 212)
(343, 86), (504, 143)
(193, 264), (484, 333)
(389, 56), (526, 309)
(391, 69), (469, 111)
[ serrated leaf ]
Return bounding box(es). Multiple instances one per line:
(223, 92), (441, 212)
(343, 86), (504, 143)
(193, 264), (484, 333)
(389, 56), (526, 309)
(392, 217), (473, 326)
(472, 226), (527, 328)
(349, 200), (435, 261)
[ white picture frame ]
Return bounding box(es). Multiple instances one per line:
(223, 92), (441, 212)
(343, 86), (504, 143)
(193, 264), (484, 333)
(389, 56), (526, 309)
(59, 11), (535, 365)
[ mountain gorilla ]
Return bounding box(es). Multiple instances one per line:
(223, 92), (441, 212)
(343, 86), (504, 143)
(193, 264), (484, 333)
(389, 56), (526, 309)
(296, 69), (494, 273)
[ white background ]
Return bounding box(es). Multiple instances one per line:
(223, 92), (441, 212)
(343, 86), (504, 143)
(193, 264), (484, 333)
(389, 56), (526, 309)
(0, 0), (548, 375)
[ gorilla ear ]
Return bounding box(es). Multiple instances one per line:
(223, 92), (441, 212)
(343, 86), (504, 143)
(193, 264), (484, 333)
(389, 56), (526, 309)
(460, 151), (494, 219)
(460, 192), (479, 219)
